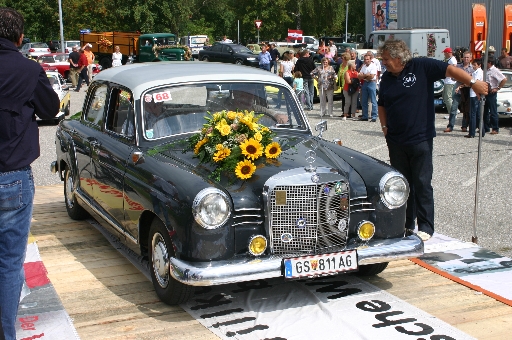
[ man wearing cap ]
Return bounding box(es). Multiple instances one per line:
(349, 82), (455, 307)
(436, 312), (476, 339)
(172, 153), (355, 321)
(83, 43), (95, 83)
(484, 57), (506, 134)
(442, 47), (457, 118)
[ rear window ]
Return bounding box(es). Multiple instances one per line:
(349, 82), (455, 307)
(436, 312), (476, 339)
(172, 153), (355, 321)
(32, 43), (48, 48)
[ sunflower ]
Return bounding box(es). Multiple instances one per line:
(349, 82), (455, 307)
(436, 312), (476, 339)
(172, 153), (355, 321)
(235, 159), (256, 179)
(254, 132), (263, 141)
(194, 138), (208, 154)
(240, 138), (263, 160)
(213, 148), (231, 162)
(265, 142), (282, 159)
(215, 143), (224, 151)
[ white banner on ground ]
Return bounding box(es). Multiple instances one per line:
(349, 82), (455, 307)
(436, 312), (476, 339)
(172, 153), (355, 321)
(182, 275), (475, 340)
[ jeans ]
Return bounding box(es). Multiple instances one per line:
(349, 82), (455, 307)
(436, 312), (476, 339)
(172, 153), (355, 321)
(443, 83), (455, 117)
(303, 78), (315, 110)
(318, 88), (334, 117)
(469, 97), (483, 137)
(271, 60), (278, 74)
(361, 81), (377, 120)
(387, 139), (435, 236)
(447, 87), (460, 130)
(484, 92), (499, 132)
(259, 63), (270, 71)
(0, 166), (34, 340)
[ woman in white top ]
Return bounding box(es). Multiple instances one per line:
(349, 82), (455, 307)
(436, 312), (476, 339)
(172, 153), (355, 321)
(466, 58), (483, 138)
(275, 54), (294, 108)
(112, 46), (123, 67)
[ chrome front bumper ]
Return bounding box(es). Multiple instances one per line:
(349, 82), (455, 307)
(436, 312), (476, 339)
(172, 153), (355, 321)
(170, 235), (424, 286)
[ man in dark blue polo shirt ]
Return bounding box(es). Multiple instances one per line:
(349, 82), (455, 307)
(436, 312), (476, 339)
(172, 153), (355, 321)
(377, 39), (488, 242)
(0, 8), (59, 340)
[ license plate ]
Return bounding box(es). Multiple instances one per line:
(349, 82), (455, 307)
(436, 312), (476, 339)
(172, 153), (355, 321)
(283, 250), (358, 279)
(434, 99), (443, 105)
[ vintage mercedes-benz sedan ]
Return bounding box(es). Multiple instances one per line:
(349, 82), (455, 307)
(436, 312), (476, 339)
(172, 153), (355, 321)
(51, 62), (423, 305)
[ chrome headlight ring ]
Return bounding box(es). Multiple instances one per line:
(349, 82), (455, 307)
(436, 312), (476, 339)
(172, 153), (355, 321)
(379, 171), (409, 209)
(192, 188), (232, 229)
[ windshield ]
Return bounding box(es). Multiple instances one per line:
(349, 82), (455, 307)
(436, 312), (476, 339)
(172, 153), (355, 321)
(232, 45), (253, 54)
(191, 37), (207, 45)
(154, 37), (176, 46)
(141, 82), (306, 140)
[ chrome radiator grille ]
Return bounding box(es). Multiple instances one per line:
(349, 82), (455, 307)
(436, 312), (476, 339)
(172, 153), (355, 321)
(269, 182), (349, 255)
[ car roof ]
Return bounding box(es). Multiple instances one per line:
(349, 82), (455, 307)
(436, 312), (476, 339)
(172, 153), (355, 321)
(93, 62), (288, 97)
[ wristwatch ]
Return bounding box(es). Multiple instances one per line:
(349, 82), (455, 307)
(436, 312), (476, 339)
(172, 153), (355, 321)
(469, 79), (476, 87)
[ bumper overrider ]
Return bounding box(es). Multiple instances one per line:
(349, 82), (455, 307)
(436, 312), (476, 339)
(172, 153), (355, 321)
(170, 235), (423, 286)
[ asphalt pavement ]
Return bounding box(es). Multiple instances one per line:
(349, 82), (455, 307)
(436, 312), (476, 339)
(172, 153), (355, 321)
(34, 88), (512, 259)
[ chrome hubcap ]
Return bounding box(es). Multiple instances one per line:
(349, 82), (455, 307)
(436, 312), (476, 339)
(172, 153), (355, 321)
(152, 233), (169, 288)
(65, 172), (74, 208)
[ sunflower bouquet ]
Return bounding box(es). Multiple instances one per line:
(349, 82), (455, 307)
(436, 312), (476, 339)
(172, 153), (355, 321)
(96, 36), (113, 50)
(188, 110), (282, 181)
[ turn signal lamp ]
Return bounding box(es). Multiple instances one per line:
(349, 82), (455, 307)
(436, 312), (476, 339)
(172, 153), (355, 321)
(357, 221), (375, 241)
(248, 235), (267, 256)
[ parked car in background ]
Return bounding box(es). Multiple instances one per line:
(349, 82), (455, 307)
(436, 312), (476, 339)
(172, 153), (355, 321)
(246, 43), (261, 53)
(51, 62), (423, 306)
(199, 43), (259, 67)
(497, 69), (512, 117)
(37, 52), (102, 82)
(37, 53), (71, 81)
(179, 35), (208, 59)
(40, 70), (70, 123)
(20, 42), (50, 59)
(47, 40), (61, 52)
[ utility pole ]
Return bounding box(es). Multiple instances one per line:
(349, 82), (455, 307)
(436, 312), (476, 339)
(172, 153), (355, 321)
(345, 1), (349, 43)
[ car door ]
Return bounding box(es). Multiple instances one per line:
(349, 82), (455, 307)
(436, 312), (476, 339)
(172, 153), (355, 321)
(91, 86), (137, 236)
(222, 44), (234, 63)
(208, 44), (223, 62)
(72, 84), (109, 201)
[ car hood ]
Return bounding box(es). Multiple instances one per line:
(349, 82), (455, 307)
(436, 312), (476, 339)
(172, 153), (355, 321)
(155, 134), (368, 210)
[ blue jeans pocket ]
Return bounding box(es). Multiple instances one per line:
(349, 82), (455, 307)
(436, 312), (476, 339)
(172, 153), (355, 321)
(0, 180), (22, 210)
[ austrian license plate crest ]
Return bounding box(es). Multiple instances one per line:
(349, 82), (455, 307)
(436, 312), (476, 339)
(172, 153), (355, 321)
(283, 250), (358, 279)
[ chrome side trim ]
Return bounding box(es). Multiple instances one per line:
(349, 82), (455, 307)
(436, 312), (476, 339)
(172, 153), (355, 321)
(232, 221), (263, 226)
(169, 234), (424, 286)
(75, 190), (138, 244)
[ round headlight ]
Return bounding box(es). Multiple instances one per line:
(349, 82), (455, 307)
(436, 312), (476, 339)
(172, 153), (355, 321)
(379, 171), (409, 209)
(192, 188), (231, 229)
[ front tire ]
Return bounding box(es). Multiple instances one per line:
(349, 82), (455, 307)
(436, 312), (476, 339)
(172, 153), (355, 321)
(148, 219), (193, 305)
(202, 56), (209, 62)
(356, 262), (389, 276)
(235, 59), (243, 65)
(64, 166), (88, 220)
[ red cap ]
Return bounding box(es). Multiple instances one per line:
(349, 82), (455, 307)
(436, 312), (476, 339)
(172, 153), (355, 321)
(443, 47), (452, 53)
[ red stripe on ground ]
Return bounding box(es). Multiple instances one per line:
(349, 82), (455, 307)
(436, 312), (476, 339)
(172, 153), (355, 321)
(23, 261), (50, 289)
(410, 258), (512, 307)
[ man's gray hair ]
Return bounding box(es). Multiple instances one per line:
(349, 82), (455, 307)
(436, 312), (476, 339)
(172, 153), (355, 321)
(379, 39), (412, 65)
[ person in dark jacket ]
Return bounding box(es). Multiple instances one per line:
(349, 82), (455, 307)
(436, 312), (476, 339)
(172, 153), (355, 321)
(294, 49), (316, 110)
(0, 8), (59, 340)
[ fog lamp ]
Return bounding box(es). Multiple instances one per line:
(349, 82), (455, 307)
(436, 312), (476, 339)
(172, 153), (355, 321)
(248, 235), (267, 256)
(357, 221), (375, 241)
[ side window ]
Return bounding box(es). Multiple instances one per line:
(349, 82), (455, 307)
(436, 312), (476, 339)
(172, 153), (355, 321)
(85, 85), (107, 126)
(105, 88), (134, 139)
(211, 44), (222, 52)
(224, 45), (233, 53)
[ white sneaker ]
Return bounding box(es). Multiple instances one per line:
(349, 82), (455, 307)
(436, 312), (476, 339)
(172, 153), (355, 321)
(416, 231), (431, 241)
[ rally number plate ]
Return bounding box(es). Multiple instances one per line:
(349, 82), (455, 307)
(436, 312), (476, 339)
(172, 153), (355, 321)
(283, 250), (358, 279)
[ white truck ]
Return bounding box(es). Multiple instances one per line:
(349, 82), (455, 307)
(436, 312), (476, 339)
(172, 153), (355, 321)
(179, 35), (209, 59)
(368, 28), (450, 61)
